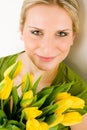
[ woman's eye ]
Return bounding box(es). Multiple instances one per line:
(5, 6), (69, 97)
(31, 30), (42, 36)
(57, 31), (68, 37)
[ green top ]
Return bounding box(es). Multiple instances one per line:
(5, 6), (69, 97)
(0, 52), (87, 130)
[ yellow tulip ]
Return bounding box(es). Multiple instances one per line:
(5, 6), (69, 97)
(26, 119), (49, 130)
(55, 92), (71, 102)
(23, 107), (42, 120)
(70, 96), (85, 109)
(55, 98), (73, 114)
(22, 73), (33, 91)
(21, 90), (33, 107)
(40, 122), (49, 130)
(0, 76), (13, 100)
(26, 119), (42, 130)
(61, 111), (82, 126)
(49, 114), (64, 128)
(55, 92), (85, 115)
(22, 90), (33, 100)
(29, 74), (33, 88)
(4, 60), (22, 79)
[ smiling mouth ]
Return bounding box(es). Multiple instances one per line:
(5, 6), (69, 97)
(37, 55), (56, 62)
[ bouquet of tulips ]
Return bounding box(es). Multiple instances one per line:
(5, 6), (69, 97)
(0, 60), (86, 130)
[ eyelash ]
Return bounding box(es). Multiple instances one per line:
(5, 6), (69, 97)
(30, 30), (68, 37)
(30, 30), (42, 36)
(57, 31), (68, 37)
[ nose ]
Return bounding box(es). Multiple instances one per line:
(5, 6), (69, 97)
(40, 36), (55, 55)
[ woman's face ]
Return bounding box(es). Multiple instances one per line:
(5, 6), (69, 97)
(21, 4), (75, 71)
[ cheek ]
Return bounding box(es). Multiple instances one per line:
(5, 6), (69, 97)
(22, 34), (37, 51)
(57, 39), (73, 52)
(59, 43), (70, 51)
(24, 41), (36, 52)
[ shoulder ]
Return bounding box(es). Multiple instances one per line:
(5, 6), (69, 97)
(57, 62), (87, 85)
(53, 62), (87, 103)
(53, 62), (87, 85)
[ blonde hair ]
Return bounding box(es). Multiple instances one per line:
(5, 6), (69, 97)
(20, 0), (80, 34)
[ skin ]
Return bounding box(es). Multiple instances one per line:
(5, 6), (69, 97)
(17, 4), (87, 129)
(21, 5), (75, 71)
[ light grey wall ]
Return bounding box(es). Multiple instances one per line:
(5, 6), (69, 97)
(65, 0), (87, 82)
(0, 0), (87, 82)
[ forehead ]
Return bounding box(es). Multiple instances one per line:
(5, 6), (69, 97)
(25, 4), (72, 29)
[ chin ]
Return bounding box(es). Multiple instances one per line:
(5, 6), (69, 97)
(36, 63), (57, 71)
(31, 57), (59, 71)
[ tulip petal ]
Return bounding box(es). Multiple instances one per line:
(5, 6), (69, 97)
(26, 119), (42, 130)
(0, 76), (13, 100)
(55, 92), (71, 102)
(40, 122), (49, 130)
(23, 107), (42, 120)
(70, 96), (85, 109)
(61, 111), (82, 126)
(4, 60), (22, 79)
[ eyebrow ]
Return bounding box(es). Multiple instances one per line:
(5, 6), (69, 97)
(28, 26), (43, 31)
(57, 29), (72, 32)
(28, 26), (72, 32)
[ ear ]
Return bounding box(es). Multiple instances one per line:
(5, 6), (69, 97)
(73, 32), (76, 40)
(20, 27), (24, 41)
(71, 33), (76, 46)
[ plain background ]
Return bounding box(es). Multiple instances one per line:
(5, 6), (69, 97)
(0, 0), (87, 82)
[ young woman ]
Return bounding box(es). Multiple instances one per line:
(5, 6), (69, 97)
(0, 0), (87, 129)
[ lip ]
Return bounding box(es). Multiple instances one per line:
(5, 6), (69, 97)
(37, 55), (56, 62)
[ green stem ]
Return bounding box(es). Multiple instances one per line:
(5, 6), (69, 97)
(1, 99), (4, 110)
(20, 111), (24, 123)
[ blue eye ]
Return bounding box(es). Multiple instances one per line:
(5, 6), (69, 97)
(31, 30), (42, 36)
(57, 31), (68, 37)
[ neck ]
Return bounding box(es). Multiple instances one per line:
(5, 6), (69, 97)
(17, 52), (59, 91)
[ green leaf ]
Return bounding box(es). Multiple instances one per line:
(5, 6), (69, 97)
(70, 107), (87, 115)
(0, 128), (9, 130)
(31, 95), (37, 105)
(49, 125), (58, 130)
(32, 76), (41, 96)
(9, 62), (18, 79)
(31, 95), (48, 108)
(20, 98), (33, 107)
(6, 125), (21, 130)
(11, 87), (19, 116)
(0, 118), (7, 127)
(45, 113), (57, 125)
(6, 120), (25, 130)
(0, 110), (7, 124)
(45, 81), (74, 105)
(41, 104), (58, 117)
(51, 123), (69, 130)
(22, 73), (30, 94)
(11, 125), (21, 130)
(0, 83), (5, 91)
(7, 120), (19, 126)
(37, 86), (54, 100)
(18, 121), (25, 130)
(37, 117), (45, 122)
(0, 54), (18, 81)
